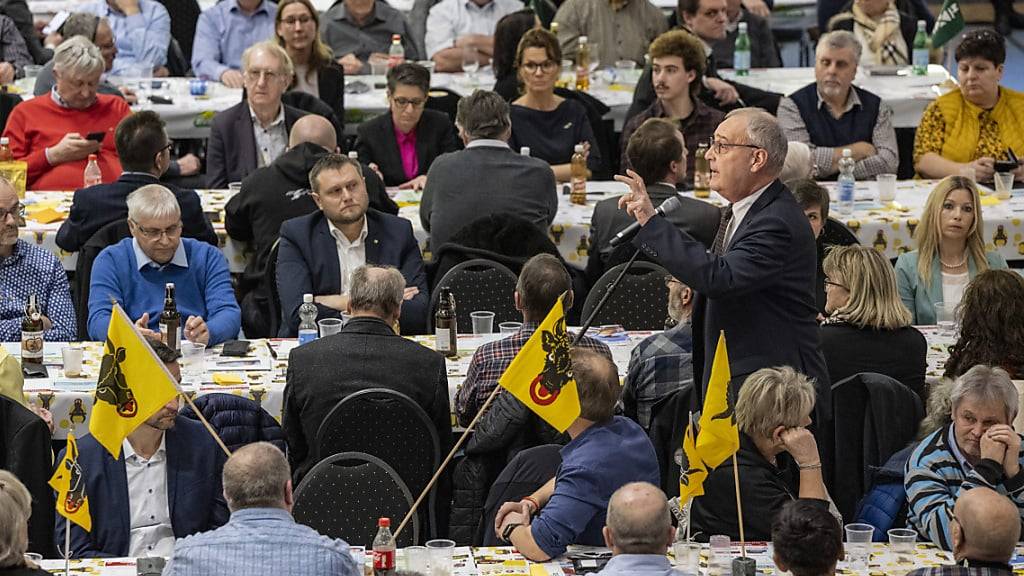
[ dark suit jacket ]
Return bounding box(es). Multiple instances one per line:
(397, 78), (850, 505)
(586, 183), (721, 286)
(56, 173), (217, 252)
(354, 109), (460, 187)
(0, 396), (53, 556)
(276, 209), (429, 336)
(282, 316), (453, 482)
(420, 143), (557, 251)
(206, 100), (307, 189)
(56, 417), (229, 558)
(633, 179), (831, 421)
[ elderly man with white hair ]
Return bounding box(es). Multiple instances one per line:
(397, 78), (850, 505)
(776, 30), (898, 180)
(906, 364), (1024, 551)
(87, 184), (240, 345)
(2, 35), (131, 190)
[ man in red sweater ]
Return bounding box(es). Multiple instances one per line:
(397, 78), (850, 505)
(4, 36), (130, 190)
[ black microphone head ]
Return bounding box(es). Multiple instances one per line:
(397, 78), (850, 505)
(657, 195), (683, 215)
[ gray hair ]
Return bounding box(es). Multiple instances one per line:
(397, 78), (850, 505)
(126, 184), (181, 222)
(222, 442), (291, 512)
(455, 90), (511, 141)
(241, 40), (295, 80)
(780, 141), (814, 185)
(725, 107), (788, 176)
(951, 365), (1019, 423)
(349, 265), (405, 319)
(61, 13), (102, 42)
(817, 30), (863, 62)
(53, 35), (104, 77)
(736, 366), (816, 439)
(606, 482), (672, 555)
(0, 470), (31, 568)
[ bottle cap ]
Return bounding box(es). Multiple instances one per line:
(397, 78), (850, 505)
(520, 146), (530, 156)
(0, 137), (8, 145)
(88, 154), (97, 161)
(842, 148), (852, 157)
(392, 34), (401, 41)
(738, 22), (747, 31)
(580, 35), (588, 43)
(166, 282), (174, 289)
(348, 151), (358, 159)
(574, 144), (584, 153)
(303, 293), (313, 303)
(378, 517), (391, 527)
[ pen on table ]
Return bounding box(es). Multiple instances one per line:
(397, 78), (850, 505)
(1008, 147), (1020, 165)
(264, 340), (277, 360)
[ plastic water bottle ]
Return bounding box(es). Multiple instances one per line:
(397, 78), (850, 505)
(83, 154), (102, 187)
(912, 20), (929, 76)
(387, 34), (404, 68)
(838, 148), (856, 216)
(520, 146), (530, 156)
(734, 22), (751, 76)
(298, 294), (318, 345)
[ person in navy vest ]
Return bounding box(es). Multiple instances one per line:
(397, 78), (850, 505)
(777, 31), (898, 180)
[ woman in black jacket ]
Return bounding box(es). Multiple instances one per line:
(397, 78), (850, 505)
(275, 0), (345, 120)
(820, 245), (927, 399)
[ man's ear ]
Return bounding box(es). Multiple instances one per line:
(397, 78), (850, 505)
(602, 526), (615, 549)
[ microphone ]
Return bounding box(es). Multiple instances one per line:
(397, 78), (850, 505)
(609, 195), (682, 247)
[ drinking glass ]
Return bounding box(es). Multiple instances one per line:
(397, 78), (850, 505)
(845, 523), (874, 572)
(672, 541), (700, 575)
(934, 302), (956, 336)
(708, 534), (731, 572)
(995, 171), (1014, 200)
(470, 311), (494, 334)
(425, 539), (455, 576)
(462, 47), (480, 83)
(887, 528), (916, 561)
(404, 545), (429, 573)
(22, 64), (41, 80)
(180, 341), (206, 383)
(877, 173), (897, 203)
(318, 318), (344, 336)
(62, 345), (83, 377)
(499, 321), (522, 335)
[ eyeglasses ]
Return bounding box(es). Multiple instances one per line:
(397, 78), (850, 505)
(0, 203), (25, 222)
(708, 136), (762, 155)
(522, 60), (558, 73)
(244, 69), (286, 83)
(281, 15), (313, 26)
(392, 96), (426, 109)
(158, 142), (173, 154)
(823, 277), (847, 290)
(664, 276), (682, 288)
(130, 220), (182, 239)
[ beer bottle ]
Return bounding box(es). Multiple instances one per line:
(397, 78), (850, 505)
(570, 144), (588, 205)
(694, 141), (711, 199)
(159, 283), (181, 351)
(21, 294), (44, 364)
(434, 287), (458, 358)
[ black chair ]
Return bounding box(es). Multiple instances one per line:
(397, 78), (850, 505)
(429, 259), (519, 333)
(74, 219), (131, 340)
(0, 396), (54, 557)
(166, 37), (191, 77)
(178, 393), (286, 453)
(315, 389), (441, 539)
(581, 261), (670, 331)
(0, 91), (22, 133)
(281, 90), (345, 147)
(293, 451), (420, 546)
(821, 216), (860, 247)
(829, 372), (924, 523)
(155, 0), (201, 63)
(267, 239), (282, 338)
(645, 383), (698, 498)
(425, 87), (462, 126)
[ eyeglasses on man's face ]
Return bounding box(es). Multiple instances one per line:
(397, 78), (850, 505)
(708, 136), (762, 155)
(244, 69), (285, 83)
(130, 220), (183, 239)
(0, 202), (25, 222)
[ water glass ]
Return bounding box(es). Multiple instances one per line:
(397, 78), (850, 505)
(425, 539), (455, 576)
(499, 321), (522, 335)
(887, 528), (916, 560)
(318, 318), (344, 336)
(934, 301), (956, 335)
(470, 311), (494, 334)
(62, 345), (83, 377)
(877, 173), (897, 203)
(22, 64), (41, 80)
(708, 534), (731, 571)
(180, 341), (206, 383)
(995, 171), (1014, 200)
(845, 523), (874, 572)
(404, 546), (429, 573)
(672, 541), (700, 575)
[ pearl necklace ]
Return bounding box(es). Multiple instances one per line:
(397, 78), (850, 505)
(940, 253), (968, 269)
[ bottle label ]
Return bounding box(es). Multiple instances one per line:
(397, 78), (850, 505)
(160, 321), (181, 352)
(912, 49), (928, 70)
(298, 329), (317, 345)
(21, 329), (43, 358)
(372, 549), (395, 570)
(435, 327), (450, 351)
(839, 180), (855, 202)
(734, 51), (750, 71)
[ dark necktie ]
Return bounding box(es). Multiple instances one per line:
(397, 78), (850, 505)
(711, 204), (734, 256)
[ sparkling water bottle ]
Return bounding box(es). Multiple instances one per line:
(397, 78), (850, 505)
(838, 148), (856, 216)
(298, 294), (318, 345)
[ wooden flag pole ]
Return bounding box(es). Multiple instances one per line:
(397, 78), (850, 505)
(63, 515), (70, 576)
(731, 451), (746, 557)
(394, 379), (505, 539)
(686, 411), (693, 543)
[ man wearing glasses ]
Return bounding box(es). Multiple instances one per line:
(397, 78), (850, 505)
(0, 177), (76, 342)
(87, 185), (240, 345)
(206, 41), (308, 188)
(617, 107), (830, 425)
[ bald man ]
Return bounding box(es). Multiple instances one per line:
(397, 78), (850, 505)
(596, 483), (682, 575)
(225, 115), (396, 337)
(907, 487), (1020, 576)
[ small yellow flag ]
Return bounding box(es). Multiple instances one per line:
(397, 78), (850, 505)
(679, 416), (708, 502)
(89, 304), (180, 458)
(48, 433), (92, 532)
(696, 332), (740, 469)
(497, 294), (580, 433)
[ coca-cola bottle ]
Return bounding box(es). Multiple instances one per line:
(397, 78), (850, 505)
(372, 517), (396, 575)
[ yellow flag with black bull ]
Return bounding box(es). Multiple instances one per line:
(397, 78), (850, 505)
(696, 332), (740, 469)
(89, 304), (180, 458)
(497, 293), (580, 432)
(48, 433), (92, 532)
(679, 415), (708, 502)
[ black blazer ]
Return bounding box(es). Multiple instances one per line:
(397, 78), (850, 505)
(633, 179), (831, 421)
(206, 100), (308, 188)
(310, 61), (345, 121)
(354, 109), (460, 187)
(56, 173), (217, 252)
(276, 209), (430, 336)
(0, 396), (53, 556)
(282, 316), (453, 482)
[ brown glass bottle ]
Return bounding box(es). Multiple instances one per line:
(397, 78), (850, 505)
(434, 287), (458, 358)
(20, 294), (43, 363)
(159, 283), (181, 351)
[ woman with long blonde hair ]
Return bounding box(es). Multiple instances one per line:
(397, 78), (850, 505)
(894, 175), (1007, 324)
(821, 245), (927, 398)
(0, 471), (48, 575)
(274, 0), (344, 118)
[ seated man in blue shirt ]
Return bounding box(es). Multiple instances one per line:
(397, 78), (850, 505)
(595, 482), (680, 576)
(192, 0), (277, 88)
(165, 442), (360, 576)
(79, 0), (171, 76)
(0, 176), (76, 342)
(88, 184), (240, 345)
(494, 348), (661, 561)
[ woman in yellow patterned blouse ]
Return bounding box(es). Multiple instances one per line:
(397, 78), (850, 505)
(913, 29), (1024, 183)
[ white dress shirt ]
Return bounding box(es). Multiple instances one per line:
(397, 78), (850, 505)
(249, 104), (288, 168)
(722, 183), (769, 249)
(424, 0), (524, 58)
(327, 217), (369, 295)
(123, 435), (175, 558)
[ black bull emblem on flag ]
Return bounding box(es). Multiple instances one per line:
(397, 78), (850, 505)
(529, 317), (573, 406)
(96, 337), (138, 418)
(63, 441), (87, 514)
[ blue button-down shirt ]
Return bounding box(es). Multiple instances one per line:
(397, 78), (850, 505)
(0, 239), (76, 342)
(165, 507), (360, 576)
(79, 0), (171, 75)
(596, 554), (688, 576)
(191, 0), (277, 81)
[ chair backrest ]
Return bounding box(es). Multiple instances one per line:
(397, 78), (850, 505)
(166, 37), (191, 77)
(581, 261), (671, 331)
(178, 392), (286, 453)
(315, 388), (441, 539)
(293, 451), (419, 547)
(74, 219), (131, 339)
(281, 90), (345, 147)
(407, 0), (443, 59)
(821, 217), (860, 247)
(425, 87), (462, 126)
(429, 259), (519, 333)
(645, 383), (698, 498)
(830, 372), (924, 523)
(266, 239), (282, 339)
(155, 0), (201, 62)
(0, 92), (22, 133)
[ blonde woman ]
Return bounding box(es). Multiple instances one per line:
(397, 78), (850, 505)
(274, 0), (345, 117)
(895, 175), (1008, 324)
(821, 245), (927, 398)
(0, 471), (48, 575)
(690, 367), (828, 542)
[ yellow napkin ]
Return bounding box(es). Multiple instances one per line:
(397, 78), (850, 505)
(212, 372), (245, 385)
(29, 207), (66, 223)
(980, 195), (1003, 206)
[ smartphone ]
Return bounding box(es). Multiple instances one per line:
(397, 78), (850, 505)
(21, 361), (48, 379)
(221, 339), (251, 357)
(85, 131), (106, 143)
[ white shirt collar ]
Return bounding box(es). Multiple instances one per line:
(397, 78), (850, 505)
(327, 216), (368, 247)
(724, 182), (771, 246)
(466, 139), (509, 150)
(122, 433), (167, 463)
(133, 238), (188, 271)
(249, 104), (285, 129)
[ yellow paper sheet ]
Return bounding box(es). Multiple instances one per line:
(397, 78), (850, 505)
(29, 207), (66, 224)
(212, 372), (245, 385)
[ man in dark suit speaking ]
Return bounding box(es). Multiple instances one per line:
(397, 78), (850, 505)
(617, 108), (829, 422)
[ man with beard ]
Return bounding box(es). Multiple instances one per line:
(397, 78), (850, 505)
(56, 338), (229, 558)
(777, 31), (898, 180)
(276, 153), (429, 335)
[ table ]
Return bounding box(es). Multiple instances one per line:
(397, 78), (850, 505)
(7, 327), (646, 440)
(720, 64), (954, 128)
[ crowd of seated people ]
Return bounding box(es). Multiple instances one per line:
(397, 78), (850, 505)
(5, 0), (1024, 570)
